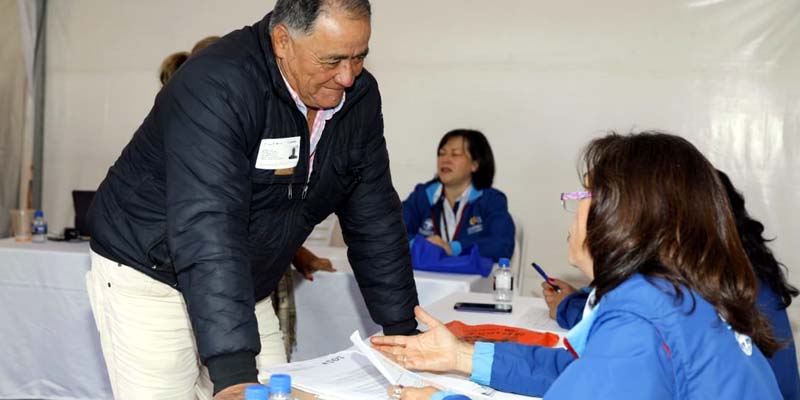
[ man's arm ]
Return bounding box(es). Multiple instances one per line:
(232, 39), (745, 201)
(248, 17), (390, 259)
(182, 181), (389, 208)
(402, 184), (429, 244)
(336, 83), (419, 335)
(160, 58), (261, 393)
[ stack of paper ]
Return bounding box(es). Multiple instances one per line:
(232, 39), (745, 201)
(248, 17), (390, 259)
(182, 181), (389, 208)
(261, 330), (540, 400)
(261, 349), (397, 400)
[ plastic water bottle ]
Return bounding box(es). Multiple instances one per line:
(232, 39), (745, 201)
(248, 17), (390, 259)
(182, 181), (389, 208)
(269, 374), (293, 400)
(32, 210), (47, 243)
(244, 384), (269, 400)
(493, 257), (513, 302)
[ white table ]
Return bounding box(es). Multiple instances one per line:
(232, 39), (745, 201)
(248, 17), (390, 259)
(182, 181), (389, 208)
(279, 292), (564, 400)
(292, 245), (493, 361)
(423, 292), (567, 400)
(0, 239), (493, 398)
(0, 239), (109, 400)
(424, 292), (566, 336)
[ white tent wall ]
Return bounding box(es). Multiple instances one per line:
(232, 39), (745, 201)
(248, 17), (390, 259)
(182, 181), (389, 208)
(0, 0), (27, 237)
(44, 0), (799, 326)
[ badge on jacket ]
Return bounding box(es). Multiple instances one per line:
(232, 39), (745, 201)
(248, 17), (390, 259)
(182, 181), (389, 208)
(467, 216), (483, 234)
(255, 137), (301, 170)
(418, 218), (434, 236)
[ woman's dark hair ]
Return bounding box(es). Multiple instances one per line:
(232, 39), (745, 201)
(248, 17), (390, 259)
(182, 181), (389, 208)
(436, 129), (495, 189)
(158, 36), (221, 86)
(159, 51), (189, 86)
(582, 131), (779, 356)
(717, 170), (798, 308)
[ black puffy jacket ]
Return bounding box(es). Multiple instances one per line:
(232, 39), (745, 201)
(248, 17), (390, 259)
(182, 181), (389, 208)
(88, 13), (418, 392)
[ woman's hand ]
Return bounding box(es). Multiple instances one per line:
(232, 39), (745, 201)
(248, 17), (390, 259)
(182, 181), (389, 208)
(541, 278), (578, 320)
(426, 235), (453, 255)
(371, 306), (473, 375)
(387, 385), (439, 400)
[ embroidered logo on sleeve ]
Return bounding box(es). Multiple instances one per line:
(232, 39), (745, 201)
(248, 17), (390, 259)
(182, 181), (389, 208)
(418, 218), (434, 236)
(467, 216), (483, 234)
(719, 313), (753, 356)
(734, 331), (753, 356)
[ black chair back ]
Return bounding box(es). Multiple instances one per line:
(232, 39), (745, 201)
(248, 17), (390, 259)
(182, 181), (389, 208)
(72, 190), (96, 237)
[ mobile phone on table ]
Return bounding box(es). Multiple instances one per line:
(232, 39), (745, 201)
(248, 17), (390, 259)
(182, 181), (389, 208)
(453, 302), (512, 313)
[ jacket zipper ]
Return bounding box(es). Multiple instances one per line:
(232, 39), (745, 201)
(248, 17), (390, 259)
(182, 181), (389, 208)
(302, 173), (310, 199)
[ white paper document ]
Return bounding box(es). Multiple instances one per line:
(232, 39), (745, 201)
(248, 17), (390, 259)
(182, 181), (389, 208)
(263, 330), (541, 400)
(261, 349), (395, 400)
(518, 306), (565, 334)
(348, 330), (428, 387)
(348, 330), (535, 400)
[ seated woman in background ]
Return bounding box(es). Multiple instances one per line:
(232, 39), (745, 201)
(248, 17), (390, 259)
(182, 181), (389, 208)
(402, 129), (514, 262)
(374, 132), (782, 400)
(541, 169), (800, 400)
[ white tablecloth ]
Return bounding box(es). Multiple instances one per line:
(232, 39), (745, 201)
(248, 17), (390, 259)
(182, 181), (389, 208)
(292, 245), (492, 361)
(414, 292), (568, 400)
(0, 239), (492, 398)
(423, 291), (566, 336)
(0, 239), (109, 400)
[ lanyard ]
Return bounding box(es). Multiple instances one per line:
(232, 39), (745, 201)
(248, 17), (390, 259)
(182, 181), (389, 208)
(440, 187), (470, 242)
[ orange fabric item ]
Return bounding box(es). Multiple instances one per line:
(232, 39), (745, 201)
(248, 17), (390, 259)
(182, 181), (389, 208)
(445, 320), (560, 347)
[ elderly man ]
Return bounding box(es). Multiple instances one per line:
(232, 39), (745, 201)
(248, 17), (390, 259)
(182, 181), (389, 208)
(86, 0), (419, 398)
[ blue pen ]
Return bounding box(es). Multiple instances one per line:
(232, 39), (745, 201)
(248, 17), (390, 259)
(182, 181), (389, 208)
(531, 262), (561, 293)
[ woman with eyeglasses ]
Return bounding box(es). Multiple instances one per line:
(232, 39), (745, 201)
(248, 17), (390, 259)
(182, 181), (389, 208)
(544, 170), (800, 399)
(402, 129), (514, 262)
(373, 132), (783, 400)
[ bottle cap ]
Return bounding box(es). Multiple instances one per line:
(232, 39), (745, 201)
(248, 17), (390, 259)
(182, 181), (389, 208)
(498, 257), (510, 268)
(34, 210), (44, 218)
(269, 374), (291, 394)
(244, 384), (269, 400)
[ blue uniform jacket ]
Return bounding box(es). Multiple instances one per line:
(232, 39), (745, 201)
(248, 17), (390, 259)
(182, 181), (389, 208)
(438, 274), (782, 400)
(758, 282), (800, 400)
(402, 181), (514, 262)
(555, 280), (799, 399)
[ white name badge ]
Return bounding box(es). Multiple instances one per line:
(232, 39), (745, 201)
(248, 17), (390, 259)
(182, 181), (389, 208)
(255, 136), (301, 170)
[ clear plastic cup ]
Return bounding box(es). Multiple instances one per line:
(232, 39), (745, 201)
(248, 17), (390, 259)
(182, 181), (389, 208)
(10, 209), (34, 242)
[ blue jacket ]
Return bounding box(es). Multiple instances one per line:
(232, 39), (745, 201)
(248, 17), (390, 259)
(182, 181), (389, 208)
(402, 181), (514, 262)
(556, 280), (800, 400)
(439, 274), (782, 400)
(758, 282), (800, 400)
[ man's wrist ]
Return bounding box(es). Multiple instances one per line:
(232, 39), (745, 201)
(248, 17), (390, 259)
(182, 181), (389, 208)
(206, 351), (258, 394)
(383, 318), (419, 336)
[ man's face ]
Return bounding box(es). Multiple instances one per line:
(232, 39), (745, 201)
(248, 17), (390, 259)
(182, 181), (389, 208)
(272, 10), (371, 109)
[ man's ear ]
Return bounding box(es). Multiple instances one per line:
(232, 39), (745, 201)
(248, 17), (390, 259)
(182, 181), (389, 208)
(271, 24), (292, 59)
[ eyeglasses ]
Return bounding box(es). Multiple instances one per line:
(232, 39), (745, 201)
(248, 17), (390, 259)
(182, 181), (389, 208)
(560, 191), (592, 212)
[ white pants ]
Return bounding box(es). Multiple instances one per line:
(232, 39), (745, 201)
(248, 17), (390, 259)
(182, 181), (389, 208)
(86, 251), (286, 400)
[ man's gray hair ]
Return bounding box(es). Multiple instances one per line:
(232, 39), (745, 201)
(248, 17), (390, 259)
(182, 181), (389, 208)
(269, 0), (371, 35)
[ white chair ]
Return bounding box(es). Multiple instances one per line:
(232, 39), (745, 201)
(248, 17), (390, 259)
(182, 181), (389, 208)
(508, 216), (525, 292)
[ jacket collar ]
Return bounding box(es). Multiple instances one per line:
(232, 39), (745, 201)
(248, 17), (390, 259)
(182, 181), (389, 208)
(425, 181), (484, 206)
